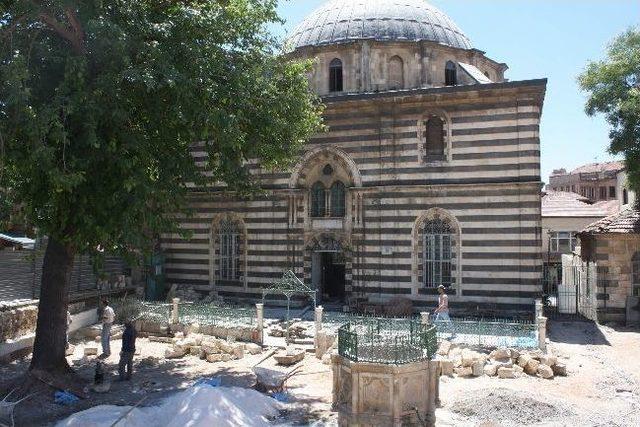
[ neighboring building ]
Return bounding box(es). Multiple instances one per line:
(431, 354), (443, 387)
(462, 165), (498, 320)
(547, 161), (635, 207)
(578, 208), (640, 323)
(541, 191), (618, 265)
(162, 0), (547, 315)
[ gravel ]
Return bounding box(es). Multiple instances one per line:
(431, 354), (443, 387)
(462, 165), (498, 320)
(450, 387), (574, 426)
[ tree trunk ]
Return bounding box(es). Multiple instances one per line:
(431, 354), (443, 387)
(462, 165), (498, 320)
(30, 236), (76, 373)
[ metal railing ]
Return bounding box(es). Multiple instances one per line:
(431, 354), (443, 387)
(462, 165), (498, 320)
(432, 316), (538, 349)
(178, 302), (255, 327)
(337, 318), (437, 365)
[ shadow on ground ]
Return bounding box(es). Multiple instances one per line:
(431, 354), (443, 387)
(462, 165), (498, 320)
(0, 345), (326, 426)
(547, 320), (611, 346)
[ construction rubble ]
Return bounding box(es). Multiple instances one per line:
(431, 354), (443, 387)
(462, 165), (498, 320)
(437, 343), (567, 380)
(158, 331), (263, 362)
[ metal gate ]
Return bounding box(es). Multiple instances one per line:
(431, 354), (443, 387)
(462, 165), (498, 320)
(543, 262), (597, 321)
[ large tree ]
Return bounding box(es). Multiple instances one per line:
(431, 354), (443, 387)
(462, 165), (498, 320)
(0, 0), (322, 375)
(578, 27), (640, 200)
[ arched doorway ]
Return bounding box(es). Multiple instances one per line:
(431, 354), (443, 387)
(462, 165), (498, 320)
(308, 235), (347, 305)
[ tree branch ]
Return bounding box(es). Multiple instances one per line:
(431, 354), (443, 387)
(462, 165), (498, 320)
(38, 11), (84, 54)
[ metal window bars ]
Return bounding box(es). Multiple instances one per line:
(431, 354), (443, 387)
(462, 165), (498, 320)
(423, 218), (453, 287)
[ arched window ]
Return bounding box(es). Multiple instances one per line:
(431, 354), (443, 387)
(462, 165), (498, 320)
(388, 55), (404, 90)
(218, 219), (241, 281)
(330, 181), (346, 217)
(445, 61), (457, 86)
(329, 58), (343, 92)
(311, 181), (326, 217)
(422, 217), (454, 288)
(633, 252), (640, 297)
(424, 116), (445, 161)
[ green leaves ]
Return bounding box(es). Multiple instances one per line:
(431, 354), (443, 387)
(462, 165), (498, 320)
(578, 27), (640, 199)
(0, 0), (323, 256)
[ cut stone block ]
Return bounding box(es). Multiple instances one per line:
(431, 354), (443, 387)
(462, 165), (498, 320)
(454, 366), (473, 377)
(497, 367), (515, 379)
(206, 354), (223, 363)
(440, 360), (454, 376)
(517, 354), (532, 368)
(540, 354), (558, 367)
(437, 341), (451, 356)
(471, 360), (484, 377)
(537, 364), (554, 379)
(245, 343), (262, 355)
(483, 364), (498, 377)
(525, 359), (540, 375)
(490, 347), (510, 360)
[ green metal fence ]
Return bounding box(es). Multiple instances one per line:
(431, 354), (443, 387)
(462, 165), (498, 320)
(113, 298), (255, 327)
(178, 302), (255, 327)
(433, 316), (537, 348)
(337, 318), (437, 365)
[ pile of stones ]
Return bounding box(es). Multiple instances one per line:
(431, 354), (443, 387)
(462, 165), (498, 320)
(438, 342), (567, 380)
(0, 300), (38, 342)
(268, 321), (313, 340)
(160, 332), (262, 363)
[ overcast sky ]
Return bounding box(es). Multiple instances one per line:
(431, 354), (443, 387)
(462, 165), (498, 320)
(272, 0), (639, 183)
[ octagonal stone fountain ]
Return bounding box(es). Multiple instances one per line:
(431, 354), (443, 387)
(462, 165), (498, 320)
(332, 318), (440, 426)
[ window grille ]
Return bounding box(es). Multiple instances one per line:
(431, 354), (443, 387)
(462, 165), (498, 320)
(329, 58), (343, 92)
(311, 181), (326, 217)
(423, 218), (453, 288)
(330, 181), (346, 217)
(219, 219), (240, 281)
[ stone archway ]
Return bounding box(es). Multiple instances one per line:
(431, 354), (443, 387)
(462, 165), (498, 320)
(303, 233), (352, 306)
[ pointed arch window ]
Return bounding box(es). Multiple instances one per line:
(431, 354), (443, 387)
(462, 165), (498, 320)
(388, 55), (404, 90)
(329, 58), (343, 92)
(424, 116), (445, 161)
(218, 219), (241, 281)
(445, 61), (457, 86)
(422, 218), (454, 288)
(311, 182), (326, 217)
(330, 181), (346, 217)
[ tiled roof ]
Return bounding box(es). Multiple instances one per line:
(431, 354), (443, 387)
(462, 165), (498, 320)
(541, 191), (619, 218)
(570, 161), (625, 175)
(581, 208), (640, 234)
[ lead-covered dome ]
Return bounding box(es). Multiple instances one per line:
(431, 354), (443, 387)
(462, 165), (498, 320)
(287, 0), (472, 51)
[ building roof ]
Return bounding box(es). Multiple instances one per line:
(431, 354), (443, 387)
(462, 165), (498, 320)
(541, 191), (619, 218)
(570, 161), (625, 175)
(581, 208), (640, 234)
(0, 233), (35, 249)
(286, 0), (472, 52)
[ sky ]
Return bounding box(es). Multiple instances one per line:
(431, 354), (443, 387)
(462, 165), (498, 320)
(271, 0), (639, 184)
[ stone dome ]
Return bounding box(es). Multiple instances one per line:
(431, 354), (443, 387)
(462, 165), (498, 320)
(287, 0), (472, 51)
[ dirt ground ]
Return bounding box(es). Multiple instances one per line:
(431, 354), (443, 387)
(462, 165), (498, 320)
(1, 320), (639, 426)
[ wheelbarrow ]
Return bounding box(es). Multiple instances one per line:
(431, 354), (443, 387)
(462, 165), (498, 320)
(252, 365), (302, 394)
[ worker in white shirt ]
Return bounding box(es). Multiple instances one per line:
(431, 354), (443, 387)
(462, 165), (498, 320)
(99, 299), (115, 358)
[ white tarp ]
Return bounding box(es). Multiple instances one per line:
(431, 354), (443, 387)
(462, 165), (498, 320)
(57, 385), (283, 427)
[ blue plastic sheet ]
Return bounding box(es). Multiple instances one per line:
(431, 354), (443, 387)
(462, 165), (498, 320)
(54, 390), (79, 405)
(193, 377), (221, 388)
(270, 392), (290, 403)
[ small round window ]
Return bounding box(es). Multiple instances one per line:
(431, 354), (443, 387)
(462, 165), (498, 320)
(323, 164), (334, 176)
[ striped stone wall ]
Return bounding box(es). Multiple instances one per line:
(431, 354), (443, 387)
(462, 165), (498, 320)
(161, 80), (546, 315)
